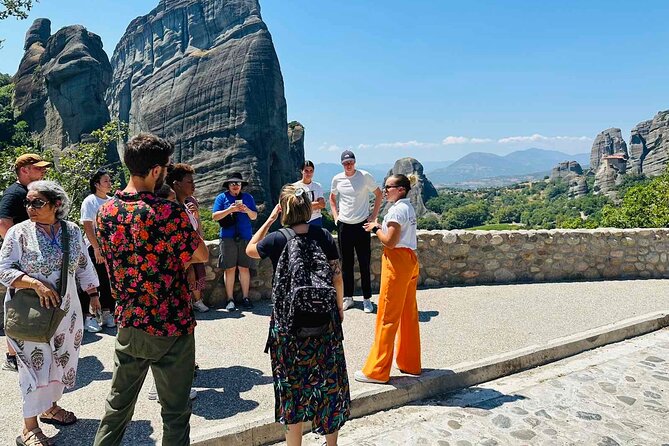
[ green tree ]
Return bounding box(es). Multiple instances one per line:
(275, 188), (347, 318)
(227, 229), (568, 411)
(198, 208), (221, 241)
(601, 170), (669, 228)
(441, 203), (490, 229)
(0, 0), (34, 19)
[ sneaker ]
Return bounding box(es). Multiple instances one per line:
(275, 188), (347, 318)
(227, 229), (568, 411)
(354, 370), (388, 384)
(241, 297), (254, 310)
(1, 353), (18, 372)
(363, 299), (374, 313)
(342, 296), (354, 311)
(101, 310), (116, 327)
(225, 300), (236, 311)
(84, 316), (102, 333)
(193, 300), (209, 312)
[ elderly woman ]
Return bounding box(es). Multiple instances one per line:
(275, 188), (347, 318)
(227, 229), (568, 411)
(0, 181), (99, 446)
(212, 172), (257, 311)
(247, 184), (349, 446)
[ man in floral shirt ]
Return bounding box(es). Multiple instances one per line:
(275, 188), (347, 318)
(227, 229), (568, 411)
(93, 134), (209, 446)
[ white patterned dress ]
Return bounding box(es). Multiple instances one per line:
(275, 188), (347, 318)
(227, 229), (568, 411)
(0, 220), (99, 417)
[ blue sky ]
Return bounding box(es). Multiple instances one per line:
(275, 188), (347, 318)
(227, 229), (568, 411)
(1, 0), (668, 165)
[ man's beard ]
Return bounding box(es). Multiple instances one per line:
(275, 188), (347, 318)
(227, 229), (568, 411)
(154, 167), (167, 190)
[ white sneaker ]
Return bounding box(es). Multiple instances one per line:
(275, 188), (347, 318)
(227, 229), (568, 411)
(84, 316), (102, 333)
(342, 296), (354, 311)
(193, 300), (209, 312)
(354, 370), (388, 384)
(225, 300), (236, 311)
(363, 299), (374, 313)
(101, 310), (115, 327)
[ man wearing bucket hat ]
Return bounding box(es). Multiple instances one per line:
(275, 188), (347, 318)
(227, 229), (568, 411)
(0, 153), (51, 372)
(212, 172), (258, 311)
(329, 150), (382, 314)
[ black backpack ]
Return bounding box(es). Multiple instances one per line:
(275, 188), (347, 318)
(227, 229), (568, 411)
(271, 228), (337, 337)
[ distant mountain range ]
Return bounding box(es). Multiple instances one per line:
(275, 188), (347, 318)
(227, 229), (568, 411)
(426, 148), (590, 186)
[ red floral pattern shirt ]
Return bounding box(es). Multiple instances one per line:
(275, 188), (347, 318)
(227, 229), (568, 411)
(96, 190), (200, 336)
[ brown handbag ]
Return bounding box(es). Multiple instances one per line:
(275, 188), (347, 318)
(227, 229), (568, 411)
(4, 223), (70, 343)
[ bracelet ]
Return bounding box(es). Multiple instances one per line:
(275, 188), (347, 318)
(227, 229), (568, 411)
(372, 226), (380, 234)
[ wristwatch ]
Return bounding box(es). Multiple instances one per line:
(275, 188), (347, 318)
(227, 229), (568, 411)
(372, 226), (380, 234)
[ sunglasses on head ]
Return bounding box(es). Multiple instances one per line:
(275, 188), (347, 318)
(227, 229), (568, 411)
(24, 198), (48, 209)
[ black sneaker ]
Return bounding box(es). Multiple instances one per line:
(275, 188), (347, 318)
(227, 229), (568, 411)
(2, 354), (18, 372)
(241, 297), (254, 309)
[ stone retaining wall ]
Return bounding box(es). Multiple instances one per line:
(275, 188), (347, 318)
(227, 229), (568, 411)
(202, 228), (669, 305)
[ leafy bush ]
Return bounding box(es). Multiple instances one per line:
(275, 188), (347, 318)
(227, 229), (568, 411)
(601, 170), (669, 228)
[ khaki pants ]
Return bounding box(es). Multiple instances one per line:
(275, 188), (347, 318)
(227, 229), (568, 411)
(93, 327), (195, 446)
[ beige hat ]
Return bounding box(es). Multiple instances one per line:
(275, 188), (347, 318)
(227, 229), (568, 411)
(14, 153), (52, 169)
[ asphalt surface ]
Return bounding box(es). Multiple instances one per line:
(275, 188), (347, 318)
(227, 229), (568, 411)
(0, 279), (668, 445)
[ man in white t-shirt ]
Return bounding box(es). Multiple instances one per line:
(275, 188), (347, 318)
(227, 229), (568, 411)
(293, 160), (326, 226)
(329, 150), (382, 313)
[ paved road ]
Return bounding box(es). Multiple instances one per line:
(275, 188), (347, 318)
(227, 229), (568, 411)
(294, 329), (669, 446)
(0, 279), (668, 445)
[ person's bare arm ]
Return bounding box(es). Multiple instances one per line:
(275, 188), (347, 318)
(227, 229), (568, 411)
(312, 197), (326, 211)
(247, 204), (281, 259)
(82, 220), (105, 263)
(330, 259), (344, 322)
(368, 187), (383, 222)
(328, 193), (339, 223)
(212, 204), (236, 221)
(0, 218), (13, 239)
(363, 221), (401, 248)
(185, 236), (209, 268)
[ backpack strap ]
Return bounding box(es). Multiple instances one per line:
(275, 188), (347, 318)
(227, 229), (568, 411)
(278, 227), (297, 243)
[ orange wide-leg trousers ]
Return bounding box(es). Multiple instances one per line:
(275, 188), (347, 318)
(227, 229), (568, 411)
(362, 247), (421, 382)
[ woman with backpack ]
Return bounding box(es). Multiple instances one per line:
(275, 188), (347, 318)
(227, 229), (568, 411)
(246, 184), (350, 446)
(355, 173), (421, 384)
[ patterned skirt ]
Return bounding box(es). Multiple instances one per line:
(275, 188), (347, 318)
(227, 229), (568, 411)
(268, 321), (351, 434)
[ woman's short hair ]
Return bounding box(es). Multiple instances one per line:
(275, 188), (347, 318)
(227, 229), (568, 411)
(165, 163), (195, 187)
(28, 180), (71, 220)
(89, 169), (109, 194)
(301, 160), (315, 170)
(279, 183), (312, 227)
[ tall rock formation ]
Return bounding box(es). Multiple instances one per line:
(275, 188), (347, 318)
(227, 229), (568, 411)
(549, 161), (587, 198)
(627, 111), (669, 177)
(589, 128), (628, 172)
(288, 121), (305, 177)
(107, 0), (296, 208)
(381, 158), (438, 217)
(13, 20), (115, 163)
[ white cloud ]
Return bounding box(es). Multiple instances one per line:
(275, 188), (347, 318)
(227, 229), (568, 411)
(357, 141), (439, 150)
(318, 143), (344, 152)
(498, 134), (592, 144)
(441, 136), (493, 145)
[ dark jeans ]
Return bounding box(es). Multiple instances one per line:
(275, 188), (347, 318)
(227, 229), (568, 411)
(337, 221), (372, 299)
(79, 246), (115, 314)
(93, 327), (195, 446)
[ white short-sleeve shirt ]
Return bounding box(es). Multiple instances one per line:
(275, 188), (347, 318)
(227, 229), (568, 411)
(330, 169), (378, 224)
(293, 180), (324, 222)
(382, 198), (417, 250)
(79, 193), (110, 247)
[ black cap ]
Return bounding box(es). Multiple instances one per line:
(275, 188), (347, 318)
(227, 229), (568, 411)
(341, 150), (356, 163)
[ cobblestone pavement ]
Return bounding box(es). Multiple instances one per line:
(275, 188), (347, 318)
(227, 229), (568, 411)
(293, 329), (669, 446)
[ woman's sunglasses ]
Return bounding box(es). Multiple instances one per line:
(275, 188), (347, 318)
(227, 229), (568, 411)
(24, 198), (48, 209)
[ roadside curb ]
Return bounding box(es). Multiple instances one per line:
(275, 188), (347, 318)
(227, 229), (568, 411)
(191, 311), (669, 445)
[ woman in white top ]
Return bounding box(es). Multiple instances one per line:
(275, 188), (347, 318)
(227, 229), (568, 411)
(80, 170), (115, 333)
(293, 160), (325, 227)
(355, 173), (421, 384)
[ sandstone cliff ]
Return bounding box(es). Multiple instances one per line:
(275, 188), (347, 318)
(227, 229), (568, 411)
(107, 0), (295, 208)
(589, 128), (627, 172)
(13, 19), (115, 163)
(288, 121), (305, 177)
(549, 161), (587, 198)
(381, 158), (438, 218)
(628, 111), (669, 177)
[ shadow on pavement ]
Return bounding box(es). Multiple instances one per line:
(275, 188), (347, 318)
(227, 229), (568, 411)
(425, 386), (526, 410)
(71, 355), (113, 391)
(48, 418), (154, 446)
(419, 310), (439, 322)
(193, 365), (273, 420)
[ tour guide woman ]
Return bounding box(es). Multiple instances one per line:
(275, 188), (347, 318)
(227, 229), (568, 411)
(246, 184), (350, 446)
(355, 173), (421, 384)
(0, 180), (99, 446)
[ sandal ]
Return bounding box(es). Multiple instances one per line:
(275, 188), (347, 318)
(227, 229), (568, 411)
(39, 405), (77, 426)
(16, 428), (52, 446)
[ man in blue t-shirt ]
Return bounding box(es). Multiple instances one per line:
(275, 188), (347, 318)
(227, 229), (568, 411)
(212, 172), (258, 311)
